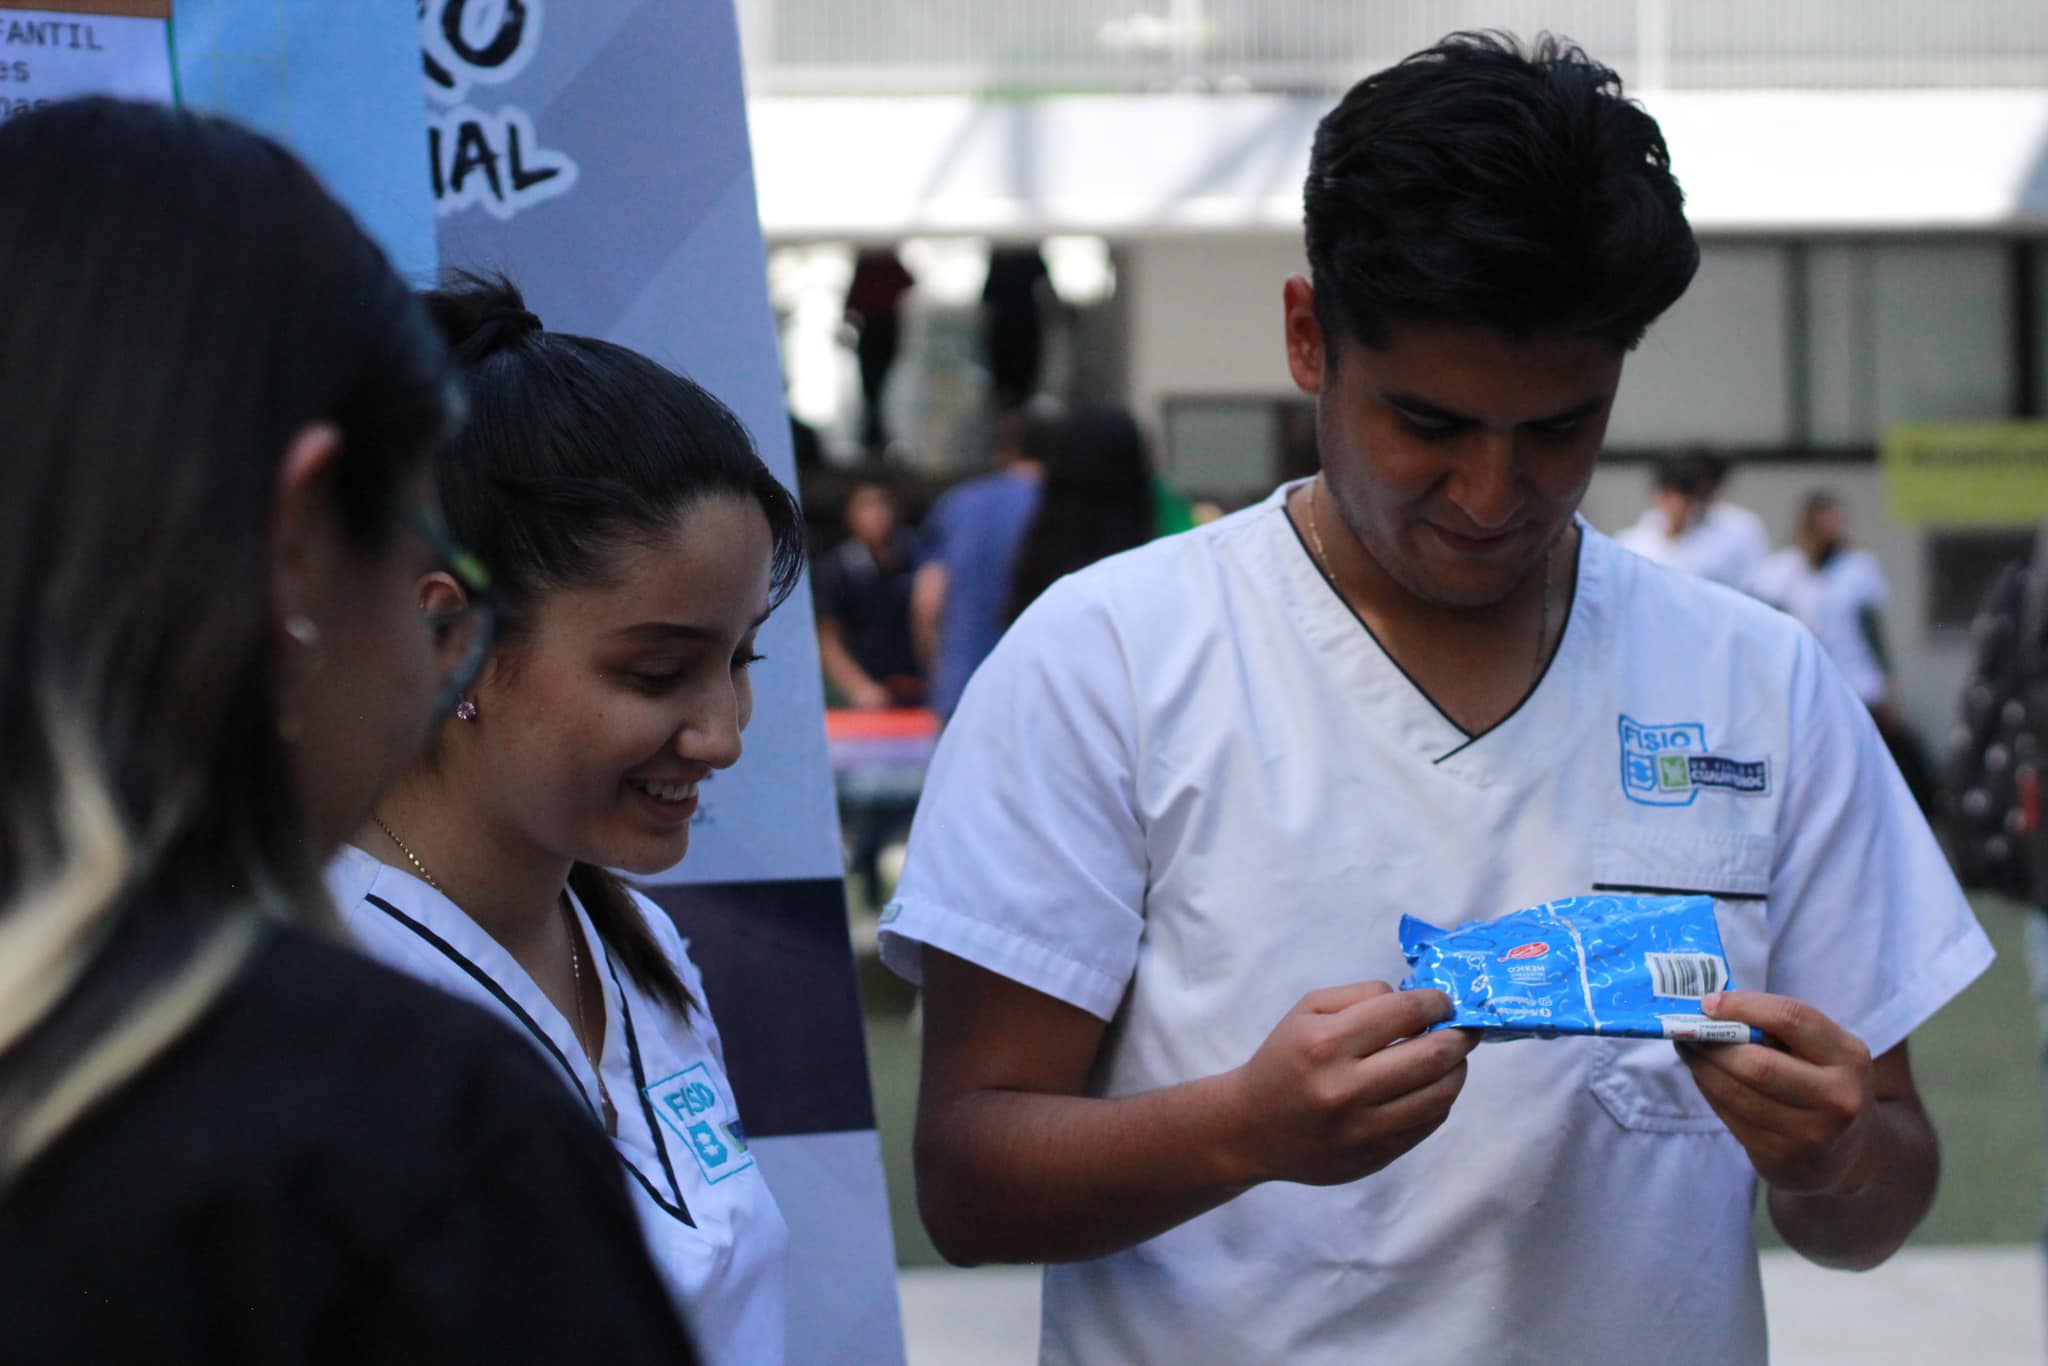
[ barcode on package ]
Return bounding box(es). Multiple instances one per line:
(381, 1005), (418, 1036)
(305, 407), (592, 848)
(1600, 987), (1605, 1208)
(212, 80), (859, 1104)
(1645, 952), (1727, 999)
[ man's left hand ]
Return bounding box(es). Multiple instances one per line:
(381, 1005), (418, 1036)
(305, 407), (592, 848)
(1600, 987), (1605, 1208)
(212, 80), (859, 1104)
(1678, 990), (1877, 1196)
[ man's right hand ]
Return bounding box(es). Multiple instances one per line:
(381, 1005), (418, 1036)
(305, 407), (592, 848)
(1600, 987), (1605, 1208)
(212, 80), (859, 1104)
(916, 955), (1476, 1265)
(1222, 982), (1475, 1187)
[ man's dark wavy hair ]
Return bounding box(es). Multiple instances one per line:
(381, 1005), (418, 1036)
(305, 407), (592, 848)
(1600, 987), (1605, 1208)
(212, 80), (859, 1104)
(1304, 31), (1699, 357)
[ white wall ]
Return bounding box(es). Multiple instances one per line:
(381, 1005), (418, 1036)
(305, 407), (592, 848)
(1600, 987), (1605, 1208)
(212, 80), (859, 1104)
(1607, 244), (1793, 447)
(1123, 234), (1306, 484)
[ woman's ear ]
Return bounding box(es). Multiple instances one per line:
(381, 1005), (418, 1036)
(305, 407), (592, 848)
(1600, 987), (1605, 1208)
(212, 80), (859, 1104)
(269, 421), (346, 632)
(416, 571), (468, 618)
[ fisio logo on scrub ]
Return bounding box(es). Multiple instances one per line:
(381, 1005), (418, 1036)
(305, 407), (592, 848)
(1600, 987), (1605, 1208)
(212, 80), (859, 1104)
(1619, 714), (1770, 806)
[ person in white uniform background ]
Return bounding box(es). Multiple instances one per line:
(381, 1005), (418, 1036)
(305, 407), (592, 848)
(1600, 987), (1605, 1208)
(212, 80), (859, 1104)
(1615, 451), (1706, 570)
(880, 32), (1990, 1366)
(1752, 490), (1892, 709)
(325, 274), (795, 1366)
(1753, 488), (1934, 809)
(1694, 450), (1772, 588)
(1616, 450), (1768, 591)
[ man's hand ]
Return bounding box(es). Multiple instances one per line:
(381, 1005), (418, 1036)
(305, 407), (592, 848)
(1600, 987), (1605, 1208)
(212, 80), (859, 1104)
(1678, 990), (1878, 1196)
(916, 959), (1476, 1265)
(1222, 982), (1476, 1188)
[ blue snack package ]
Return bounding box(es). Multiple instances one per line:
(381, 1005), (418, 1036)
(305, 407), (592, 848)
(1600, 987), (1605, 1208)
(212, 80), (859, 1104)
(1399, 894), (1763, 1043)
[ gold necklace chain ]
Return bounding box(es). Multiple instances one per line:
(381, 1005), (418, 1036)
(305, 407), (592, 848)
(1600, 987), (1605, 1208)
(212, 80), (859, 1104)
(373, 814), (441, 891)
(1304, 474), (1556, 687)
(370, 813), (614, 1127)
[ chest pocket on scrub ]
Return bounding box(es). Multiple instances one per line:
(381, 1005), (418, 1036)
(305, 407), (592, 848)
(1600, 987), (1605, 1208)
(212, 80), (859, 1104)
(1585, 824), (1773, 1134)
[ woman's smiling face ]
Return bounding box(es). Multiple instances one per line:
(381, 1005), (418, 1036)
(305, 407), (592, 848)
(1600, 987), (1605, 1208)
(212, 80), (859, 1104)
(460, 493), (775, 876)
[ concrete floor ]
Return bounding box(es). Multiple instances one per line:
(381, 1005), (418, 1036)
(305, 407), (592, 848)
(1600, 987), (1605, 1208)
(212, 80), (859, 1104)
(898, 1246), (2046, 1364)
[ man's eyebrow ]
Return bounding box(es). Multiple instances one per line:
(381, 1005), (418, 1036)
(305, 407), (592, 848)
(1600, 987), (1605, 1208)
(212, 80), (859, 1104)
(1526, 396), (1609, 426)
(1383, 392), (1608, 426)
(1384, 392), (1473, 424)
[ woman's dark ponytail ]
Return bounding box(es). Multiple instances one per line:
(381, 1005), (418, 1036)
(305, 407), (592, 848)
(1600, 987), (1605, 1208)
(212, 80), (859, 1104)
(568, 864), (692, 1016)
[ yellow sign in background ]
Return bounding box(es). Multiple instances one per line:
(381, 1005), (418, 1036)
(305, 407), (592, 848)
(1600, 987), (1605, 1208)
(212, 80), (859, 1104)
(1883, 420), (2048, 527)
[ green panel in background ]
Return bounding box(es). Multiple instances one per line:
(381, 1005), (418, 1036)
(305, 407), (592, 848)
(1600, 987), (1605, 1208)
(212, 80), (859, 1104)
(1884, 421), (2048, 528)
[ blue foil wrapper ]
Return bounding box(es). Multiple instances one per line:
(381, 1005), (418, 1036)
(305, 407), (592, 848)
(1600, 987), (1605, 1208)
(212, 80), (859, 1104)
(1399, 894), (1763, 1043)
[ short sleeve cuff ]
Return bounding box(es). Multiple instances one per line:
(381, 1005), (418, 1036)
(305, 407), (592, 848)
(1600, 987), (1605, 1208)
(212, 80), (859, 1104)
(1843, 918), (1995, 1060)
(878, 895), (1131, 1022)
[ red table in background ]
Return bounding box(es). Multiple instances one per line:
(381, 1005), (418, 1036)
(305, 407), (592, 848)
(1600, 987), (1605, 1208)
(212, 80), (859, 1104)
(826, 708), (939, 804)
(825, 709), (938, 906)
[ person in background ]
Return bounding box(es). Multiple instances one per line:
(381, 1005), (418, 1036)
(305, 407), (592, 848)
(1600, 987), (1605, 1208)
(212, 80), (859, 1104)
(325, 274), (799, 1366)
(845, 247), (915, 455)
(788, 410), (824, 474)
(1005, 404), (1161, 622)
(1616, 451), (1766, 591)
(1693, 451), (1771, 589)
(0, 99), (693, 1363)
(912, 402), (1057, 719)
(1753, 489), (1934, 807)
(1616, 451), (1706, 568)
(818, 477), (925, 708)
(982, 245), (1055, 413)
(1938, 516), (2048, 1333)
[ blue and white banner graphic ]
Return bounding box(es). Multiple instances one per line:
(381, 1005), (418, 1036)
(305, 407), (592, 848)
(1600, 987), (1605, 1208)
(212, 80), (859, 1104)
(424, 3), (903, 1362)
(0, 0), (436, 278)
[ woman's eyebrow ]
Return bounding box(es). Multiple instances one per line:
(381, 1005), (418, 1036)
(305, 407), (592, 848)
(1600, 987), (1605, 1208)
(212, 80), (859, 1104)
(611, 621), (718, 643)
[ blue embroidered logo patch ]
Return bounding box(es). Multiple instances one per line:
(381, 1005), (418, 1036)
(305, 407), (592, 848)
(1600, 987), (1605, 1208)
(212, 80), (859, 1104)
(647, 1063), (755, 1185)
(1619, 715), (1769, 806)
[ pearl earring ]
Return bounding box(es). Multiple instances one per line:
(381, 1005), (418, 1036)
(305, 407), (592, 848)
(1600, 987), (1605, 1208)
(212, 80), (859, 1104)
(284, 615), (321, 648)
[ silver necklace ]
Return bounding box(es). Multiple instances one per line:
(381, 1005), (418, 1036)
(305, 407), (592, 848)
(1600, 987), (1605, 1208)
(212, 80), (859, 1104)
(371, 814), (616, 1130)
(1304, 474), (1556, 688)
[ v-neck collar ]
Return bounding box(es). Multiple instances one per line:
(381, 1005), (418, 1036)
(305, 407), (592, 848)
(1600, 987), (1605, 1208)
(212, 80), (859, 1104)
(333, 845), (624, 1119)
(1263, 480), (1609, 778)
(334, 844), (699, 1226)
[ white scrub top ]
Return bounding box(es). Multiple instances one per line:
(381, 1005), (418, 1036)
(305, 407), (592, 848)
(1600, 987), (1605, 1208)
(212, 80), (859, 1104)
(1751, 545), (1891, 705)
(1699, 500), (1771, 590)
(327, 846), (789, 1366)
(881, 482), (1990, 1366)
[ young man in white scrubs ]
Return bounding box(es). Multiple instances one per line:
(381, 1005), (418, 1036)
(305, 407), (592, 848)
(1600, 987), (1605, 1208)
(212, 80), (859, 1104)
(880, 32), (1992, 1366)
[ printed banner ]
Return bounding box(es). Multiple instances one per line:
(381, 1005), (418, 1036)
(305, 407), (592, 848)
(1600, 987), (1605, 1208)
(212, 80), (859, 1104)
(0, 0), (436, 281)
(422, 3), (905, 1361)
(1883, 420), (2048, 527)
(0, 1), (173, 118)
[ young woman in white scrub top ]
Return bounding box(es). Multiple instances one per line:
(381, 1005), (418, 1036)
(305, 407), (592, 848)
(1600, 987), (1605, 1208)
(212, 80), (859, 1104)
(325, 274), (795, 1366)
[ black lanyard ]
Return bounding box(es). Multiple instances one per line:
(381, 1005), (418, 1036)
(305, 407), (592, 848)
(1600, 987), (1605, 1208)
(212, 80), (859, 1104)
(603, 947), (696, 1220)
(363, 893), (695, 1227)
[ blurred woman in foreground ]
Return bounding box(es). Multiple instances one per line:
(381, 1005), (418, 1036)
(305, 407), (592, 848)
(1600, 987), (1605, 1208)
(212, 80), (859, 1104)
(0, 98), (692, 1363)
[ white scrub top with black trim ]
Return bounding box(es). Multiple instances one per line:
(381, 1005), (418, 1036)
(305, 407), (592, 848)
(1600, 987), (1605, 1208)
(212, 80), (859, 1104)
(881, 483), (1991, 1366)
(326, 845), (789, 1366)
